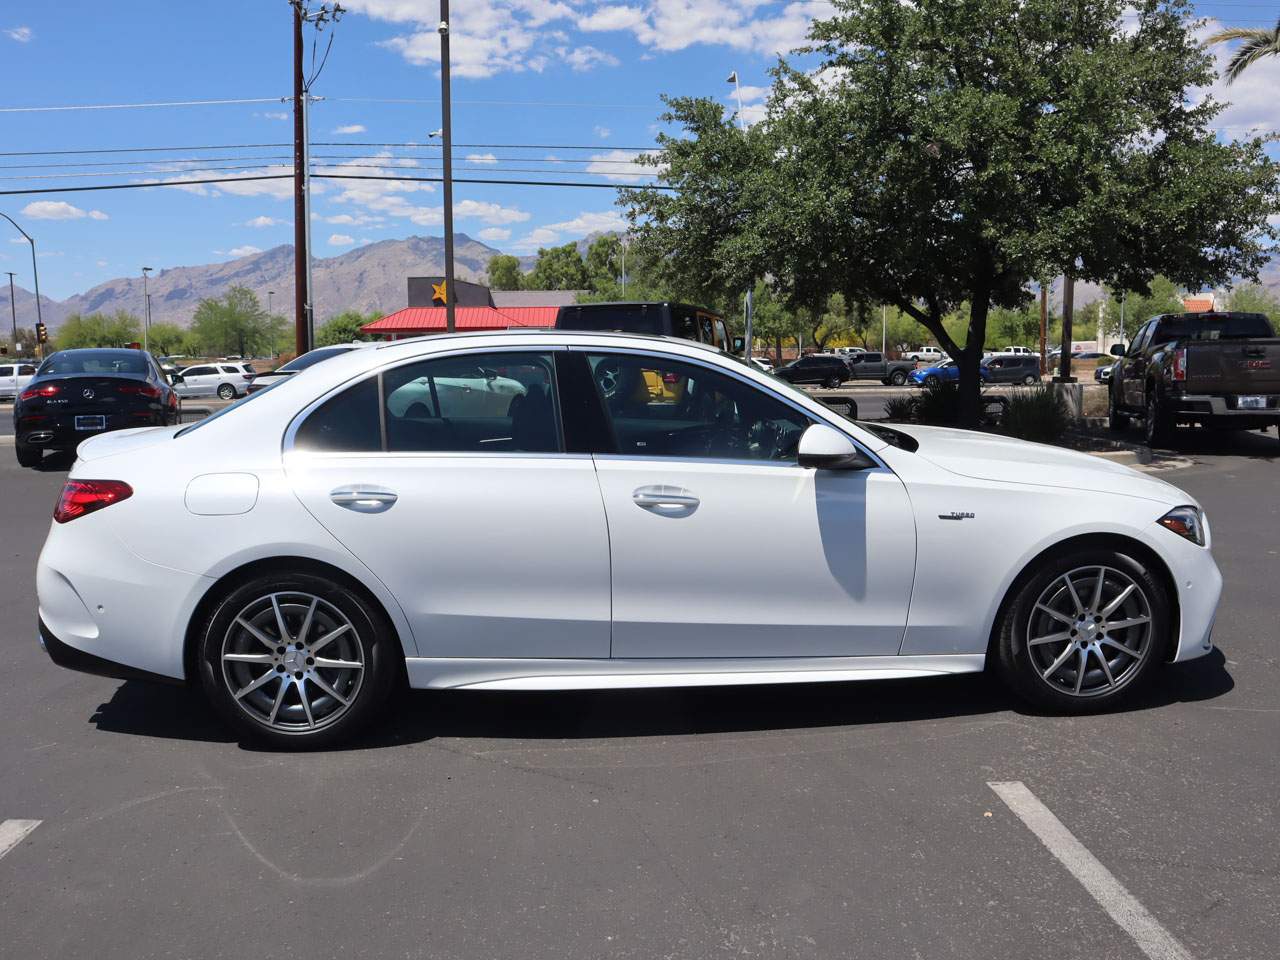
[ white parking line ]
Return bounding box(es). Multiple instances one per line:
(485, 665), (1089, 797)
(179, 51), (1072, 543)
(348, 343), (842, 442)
(0, 819), (41, 860)
(989, 781), (1193, 960)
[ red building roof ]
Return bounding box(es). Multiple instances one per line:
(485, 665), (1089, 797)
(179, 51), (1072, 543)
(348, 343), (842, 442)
(1182, 297), (1214, 313)
(361, 305), (559, 335)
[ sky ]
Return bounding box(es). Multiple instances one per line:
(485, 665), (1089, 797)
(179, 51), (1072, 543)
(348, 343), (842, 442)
(2, 0), (1280, 299)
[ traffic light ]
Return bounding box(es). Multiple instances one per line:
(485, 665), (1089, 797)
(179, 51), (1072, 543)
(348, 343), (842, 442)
(36, 322), (47, 344)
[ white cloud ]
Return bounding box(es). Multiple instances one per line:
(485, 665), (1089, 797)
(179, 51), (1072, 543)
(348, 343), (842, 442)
(594, 125), (611, 139)
(95, 259), (108, 268)
(519, 227), (561, 248)
(578, 6), (646, 32)
(586, 149), (659, 183)
(227, 245), (263, 257)
(466, 152), (499, 165)
(8, 237), (27, 245)
(559, 45), (620, 72)
(329, 233), (356, 246)
(259, 111), (289, 121)
(478, 227), (512, 242)
(4, 26), (33, 42)
(333, 123), (367, 134)
(514, 209), (628, 250)
(21, 200), (108, 221)
(456, 200), (531, 224)
(137, 164), (301, 200)
(245, 215), (285, 228)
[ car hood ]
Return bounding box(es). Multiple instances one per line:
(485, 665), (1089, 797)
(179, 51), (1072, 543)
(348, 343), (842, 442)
(75, 425), (180, 462)
(887, 423), (1193, 505)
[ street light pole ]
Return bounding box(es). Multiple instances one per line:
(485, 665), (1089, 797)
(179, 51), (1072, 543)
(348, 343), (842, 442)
(5, 271), (16, 346)
(727, 71), (749, 358)
(0, 212), (43, 334)
(268, 290), (275, 316)
(439, 0), (457, 334)
(141, 266), (152, 353)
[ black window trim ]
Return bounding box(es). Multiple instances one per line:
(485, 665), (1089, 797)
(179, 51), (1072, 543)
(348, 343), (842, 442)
(284, 344), (575, 458)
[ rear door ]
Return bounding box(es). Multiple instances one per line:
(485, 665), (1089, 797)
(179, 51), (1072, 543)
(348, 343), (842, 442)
(284, 347), (612, 660)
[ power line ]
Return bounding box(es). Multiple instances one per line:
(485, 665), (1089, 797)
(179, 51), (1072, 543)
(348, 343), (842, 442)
(0, 143), (291, 158)
(314, 141), (656, 151)
(0, 175), (293, 196)
(330, 96), (657, 110)
(0, 98), (286, 113)
(316, 173), (673, 190)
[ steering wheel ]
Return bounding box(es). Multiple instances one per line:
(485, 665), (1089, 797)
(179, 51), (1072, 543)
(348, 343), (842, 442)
(594, 358), (624, 400)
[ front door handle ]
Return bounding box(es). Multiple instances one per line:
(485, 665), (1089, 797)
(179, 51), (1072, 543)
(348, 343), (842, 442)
(632, 485), (699, 510)
(329, 485), (398, 513)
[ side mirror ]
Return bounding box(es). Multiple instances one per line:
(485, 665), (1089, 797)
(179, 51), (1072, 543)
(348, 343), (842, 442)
(1110, 344), (1126, 356)
(797, 424), (875, 470)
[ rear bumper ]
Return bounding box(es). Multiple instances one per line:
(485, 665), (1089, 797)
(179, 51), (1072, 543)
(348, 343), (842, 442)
(19, 412), (170, 448)
(39, 617), (180, 685)
(1171, 393), (1280, 427)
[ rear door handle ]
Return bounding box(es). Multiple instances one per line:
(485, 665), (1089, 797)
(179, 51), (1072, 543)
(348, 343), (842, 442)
(329, 485), (398, 513)
(632, 485), (699, 510)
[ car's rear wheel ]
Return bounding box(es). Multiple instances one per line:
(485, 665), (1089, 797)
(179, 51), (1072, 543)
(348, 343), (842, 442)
(994, 548), (1169, 712)
(1022, 374), (1037, 385)
(890, 370), (907, 386)
(924, 374), (939, 386)
(15, 441), (41, 468)
(197, 572), (399, 748)
(823, 375), (841, 388)
(217, 383), (237, 400)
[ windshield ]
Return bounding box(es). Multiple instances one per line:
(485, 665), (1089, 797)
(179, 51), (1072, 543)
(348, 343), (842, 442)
(1153, 314), (1274, 343)
(37, 350), (149, 376)
(279, 346), (355, 373)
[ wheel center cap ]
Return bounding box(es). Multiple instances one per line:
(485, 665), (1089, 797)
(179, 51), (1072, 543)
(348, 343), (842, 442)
(1079, 619), (1099, 639)
(283, 648), (307, 671)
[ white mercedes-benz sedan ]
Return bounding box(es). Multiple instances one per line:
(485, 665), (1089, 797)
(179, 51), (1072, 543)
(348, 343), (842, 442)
(37, 331), (1221, 747)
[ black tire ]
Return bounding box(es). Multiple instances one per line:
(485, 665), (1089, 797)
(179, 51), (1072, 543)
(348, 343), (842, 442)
(823, 376), (841, 389)
(924, 374), (939, 387)
(993, 547), (1170, 713)
(217, 383), (237, 400)
(196, 571), (400, 748)
(1107, 390), (1130, 432)
(1022, 374), (1037, 385)
(1145, 391), (1174, 447)
(15, 442), (41, 468)
(890, 370), (908, 386)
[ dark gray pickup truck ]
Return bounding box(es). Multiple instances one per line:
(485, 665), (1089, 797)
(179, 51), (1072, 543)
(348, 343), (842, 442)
(1108, 311), (1280, 445)
(840, 351), (919, 385)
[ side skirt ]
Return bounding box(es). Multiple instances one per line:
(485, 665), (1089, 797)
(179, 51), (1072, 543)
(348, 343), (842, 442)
(404, 654), (987, 691)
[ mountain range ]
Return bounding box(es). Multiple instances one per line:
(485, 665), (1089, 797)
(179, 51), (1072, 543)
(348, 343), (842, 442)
(3, 234), (516, 332)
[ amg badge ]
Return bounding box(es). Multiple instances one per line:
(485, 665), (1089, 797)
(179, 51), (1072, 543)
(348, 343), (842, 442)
(938, 511), (975, 521)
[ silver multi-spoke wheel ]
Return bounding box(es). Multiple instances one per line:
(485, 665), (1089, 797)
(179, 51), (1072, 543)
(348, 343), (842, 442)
(220, 592), (365, 733)
(1026, 565), (1153, 698)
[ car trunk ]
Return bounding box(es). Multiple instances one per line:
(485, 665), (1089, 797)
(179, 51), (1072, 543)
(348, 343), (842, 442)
(1185, 338), (1280, 394)
(39, 375), (155, 415)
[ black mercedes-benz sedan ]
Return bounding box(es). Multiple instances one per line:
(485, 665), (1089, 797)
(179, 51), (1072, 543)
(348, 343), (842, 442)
(14, 348), (181, 468)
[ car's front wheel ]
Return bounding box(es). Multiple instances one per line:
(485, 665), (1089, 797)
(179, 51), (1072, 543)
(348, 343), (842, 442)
(1108, 389), (1130, 432)
(1145, 391), (1174, 447)
(196, 572), (400, 747)
(924, 374), (939, 386)
(823, 375), (842, 388)
(890, 370), (908, 386)
(994, 548), (1169, 712)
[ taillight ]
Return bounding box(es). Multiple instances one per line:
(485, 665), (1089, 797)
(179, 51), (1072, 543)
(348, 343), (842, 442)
(20, 383), (59, 401)
(1171, 348), (1187, 382)
(118, 383), (162, 399)
(54, 480), (133, 523)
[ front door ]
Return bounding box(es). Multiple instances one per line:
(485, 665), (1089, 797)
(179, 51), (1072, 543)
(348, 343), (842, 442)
(578, 349), (916, 659)
(284, 348), (612, 660)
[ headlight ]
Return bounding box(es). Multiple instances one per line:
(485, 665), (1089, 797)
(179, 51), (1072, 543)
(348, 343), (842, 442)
(1157, 505), (1206, 546)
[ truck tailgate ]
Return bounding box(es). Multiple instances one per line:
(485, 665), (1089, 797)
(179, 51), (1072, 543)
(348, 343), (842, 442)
(1186, 338), (1280, 393)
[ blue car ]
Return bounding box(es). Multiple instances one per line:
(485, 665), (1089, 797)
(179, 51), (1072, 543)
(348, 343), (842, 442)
(908, 359), (991, 387)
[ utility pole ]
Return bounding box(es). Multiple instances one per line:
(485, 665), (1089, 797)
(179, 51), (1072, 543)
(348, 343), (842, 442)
(291, 1), (309, 355)
(268, 290), (275, 316)
(743, 286), (753, 361)
(141, 266), (152, 353)
(5, 271), (16, 347)
(882, 304), (887, 356)
(439, 0), (456, 333)
(1056, 271), (1076, 383)
(1039, 282), (1048, 376)
(727, 70), (750, 355)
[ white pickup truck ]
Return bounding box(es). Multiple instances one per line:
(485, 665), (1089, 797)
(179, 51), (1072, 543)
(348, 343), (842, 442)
(0, 360), (38, 400)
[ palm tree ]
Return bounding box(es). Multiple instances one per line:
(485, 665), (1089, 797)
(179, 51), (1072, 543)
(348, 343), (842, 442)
(1206, 19), (1280, 84)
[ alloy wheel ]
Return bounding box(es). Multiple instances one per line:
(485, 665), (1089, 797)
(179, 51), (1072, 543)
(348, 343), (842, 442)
(218, 383), (236, 400)
(1025, 565), (1153, 699)
(220, 592), (365, 733)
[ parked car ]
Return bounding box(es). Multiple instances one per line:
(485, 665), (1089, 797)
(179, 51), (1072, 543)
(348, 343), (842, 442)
(246, 343), (373, 394)
(13, 348), (180, 468)
(999, 345), (1035, 356)
(908, 359), (992, 386)
(555, 301), (731, 352)
(904, 345), (947, 363)
(1095, 365), (1114, 383)
(833, 346), (866, 359)
(175, 362), (256, 400)
(774, 354), (848, 387)
(841, 350), (920, 386)
(985, 355), (1042, 385)
(36, 330), (1221, 747)
(0, 360), (38, 400)
(1109, 311), (1280, 444)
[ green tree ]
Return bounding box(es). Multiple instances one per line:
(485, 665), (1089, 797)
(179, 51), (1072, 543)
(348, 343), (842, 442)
(623, 0), (1280, 425)
(55, 311), (142, 349)
(144, 322), (187, 357)
(315, 311), (377, 346)
(1206, 18), (1280, 83)
(487, 254), (525, 291)
(1226, 282), (1280, 317)
(524, 243), (590, 291)
(189, 286), (284, 358)
(1105, 276), (1186, 341)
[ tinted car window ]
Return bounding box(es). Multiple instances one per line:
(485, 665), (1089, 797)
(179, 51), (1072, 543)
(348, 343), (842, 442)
(183, 365), (214, 377)
(0, 366), (11, 376)
(293, 376), (381, 452)
(383, 351), (560, 454)
(586, 353), (812, 461)
(279, 346), (356, 372)
(1152, 314), (1274, 343)
(220, 366), (241, 374)
(19, 365), (35, 375)
(38, 350), (149, 376)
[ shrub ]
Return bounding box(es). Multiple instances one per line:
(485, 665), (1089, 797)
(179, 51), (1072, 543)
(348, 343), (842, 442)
(883, 395), (917, 422)
(1003, 384), (1070, 443)
(914, 381), (962, 425)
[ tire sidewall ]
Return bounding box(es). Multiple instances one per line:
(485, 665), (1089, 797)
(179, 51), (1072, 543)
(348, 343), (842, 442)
(197, 572), (398, 747)
(997, 548), (1170, 712)
(218, 383), (236, 400)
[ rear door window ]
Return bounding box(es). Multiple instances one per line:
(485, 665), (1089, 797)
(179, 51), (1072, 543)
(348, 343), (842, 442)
(0, 366), (11, 377)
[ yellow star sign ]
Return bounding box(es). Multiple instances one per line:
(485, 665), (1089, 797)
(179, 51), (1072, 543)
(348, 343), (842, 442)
(432, 280), (448, 305)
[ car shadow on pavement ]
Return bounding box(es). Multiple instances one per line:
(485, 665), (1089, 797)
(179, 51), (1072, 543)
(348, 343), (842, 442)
(87, 649), (1234, 751)
(1137, 427), (1277, 461)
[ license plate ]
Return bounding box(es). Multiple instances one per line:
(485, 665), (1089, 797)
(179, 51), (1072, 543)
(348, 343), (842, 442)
(1238, 395), (1268, 410)
(74, 415), (106, 431)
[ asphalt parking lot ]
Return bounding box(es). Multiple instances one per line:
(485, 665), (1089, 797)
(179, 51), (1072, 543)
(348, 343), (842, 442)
(0, 426), (1276, 960)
